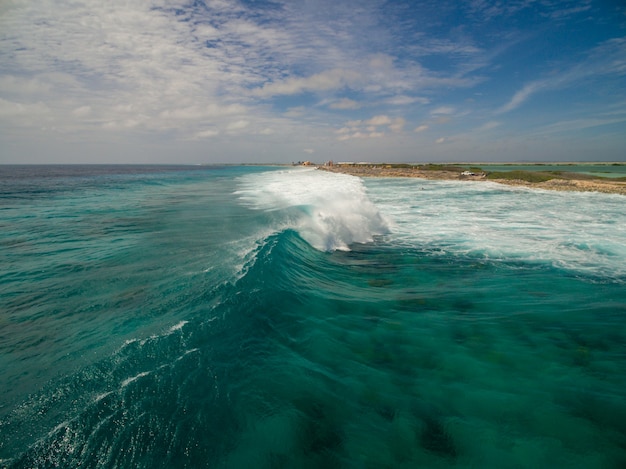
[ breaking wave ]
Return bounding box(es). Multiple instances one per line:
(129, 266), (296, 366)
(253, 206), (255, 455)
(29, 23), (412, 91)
(235, 168), (390, 251)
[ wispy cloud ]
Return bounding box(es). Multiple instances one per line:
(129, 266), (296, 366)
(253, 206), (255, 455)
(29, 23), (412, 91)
(252, 69), (361, 97)
(0, 98), (51, 119)
(329, 98), (362, 110)
(498, 37), (626, 114)
(479, 120), (501, 131)
(466, 0), (593, 22)
(430, 106), (456, 115)
(194, 129), (220, 139)
(0, 0), (623, 163)
(336, 114), (405, 140)
(0, 0), (496, 144)
(389, 117), (406, 133)
(534, 116), (626, 135)
(366, 115), (392, 126)
(385, 95), (430, 106)
(497, 81), (546, 113)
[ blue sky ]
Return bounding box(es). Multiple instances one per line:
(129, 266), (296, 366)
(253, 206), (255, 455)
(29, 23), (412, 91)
(1, 0), (625, 163)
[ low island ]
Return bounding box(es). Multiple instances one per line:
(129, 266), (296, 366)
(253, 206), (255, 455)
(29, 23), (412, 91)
(317, 163), (626, 196)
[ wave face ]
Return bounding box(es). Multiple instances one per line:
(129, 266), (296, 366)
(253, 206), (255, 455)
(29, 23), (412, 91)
(1, 166), (626, 468)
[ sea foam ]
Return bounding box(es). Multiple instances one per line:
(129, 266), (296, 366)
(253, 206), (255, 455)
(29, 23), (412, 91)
(366, 178), (626, 281)
(236, 168), (390, 251)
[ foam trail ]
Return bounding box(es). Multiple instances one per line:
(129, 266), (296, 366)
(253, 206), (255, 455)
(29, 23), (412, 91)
(121, 371), (150, 388)
(365, 178), (626, 280)
(236, 168), (389, 251)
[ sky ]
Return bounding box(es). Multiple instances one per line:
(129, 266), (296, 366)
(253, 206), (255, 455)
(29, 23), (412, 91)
(1, 0), (625, 164)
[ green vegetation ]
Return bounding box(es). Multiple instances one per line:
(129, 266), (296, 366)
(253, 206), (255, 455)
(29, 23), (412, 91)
(485, 170), (556, 183)
(417, 164), (465, 172)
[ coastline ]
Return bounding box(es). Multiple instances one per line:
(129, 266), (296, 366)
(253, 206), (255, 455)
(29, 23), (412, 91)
(318, 164), (626, 196)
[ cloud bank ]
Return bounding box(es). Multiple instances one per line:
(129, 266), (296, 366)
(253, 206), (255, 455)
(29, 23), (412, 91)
(0, 0), (624, 163)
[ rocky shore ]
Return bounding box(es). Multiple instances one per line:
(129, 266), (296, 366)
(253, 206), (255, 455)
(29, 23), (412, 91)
(318, 165), (626, 196)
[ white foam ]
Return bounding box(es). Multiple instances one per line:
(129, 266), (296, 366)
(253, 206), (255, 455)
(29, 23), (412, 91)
(168, 320), (188, 333)
(93, 391), (113, 402)
(236, 168), (390, 251)
(364, 178), (626, 280)
(121, 371), (150, 388)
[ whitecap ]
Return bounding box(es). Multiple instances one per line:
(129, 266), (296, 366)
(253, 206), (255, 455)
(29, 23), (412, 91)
(235, 168), (390, 251)
(168, 320), (188, 333)
(121, 371), (150, 388)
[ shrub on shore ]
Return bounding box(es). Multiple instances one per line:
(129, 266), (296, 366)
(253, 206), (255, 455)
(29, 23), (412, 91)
(417, 164), (465, 172)
(485, 170), (556, 183)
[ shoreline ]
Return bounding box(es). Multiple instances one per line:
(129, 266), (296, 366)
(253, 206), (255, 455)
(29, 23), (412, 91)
(318, 165), (626, 196)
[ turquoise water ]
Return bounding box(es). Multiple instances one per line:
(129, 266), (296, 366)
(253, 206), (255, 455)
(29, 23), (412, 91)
(1, 165), (625, 468)
(473, 164), (626, 178)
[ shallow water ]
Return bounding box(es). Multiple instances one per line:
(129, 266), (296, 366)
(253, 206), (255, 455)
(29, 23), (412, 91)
(1, 166), (625, 468)
(474, 163), (626, 178)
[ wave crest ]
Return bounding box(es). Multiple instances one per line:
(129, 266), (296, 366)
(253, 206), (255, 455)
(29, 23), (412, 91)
(236, 168), (389, 251)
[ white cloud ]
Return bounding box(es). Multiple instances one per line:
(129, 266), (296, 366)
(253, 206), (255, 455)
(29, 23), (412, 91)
(548, 2), (592, 19)
(252, 69), (360, 97)
(0, 0), (495, 148)
(436, 137), (446, 144)
(227, 120), (250, 131)
(337, 130), (385, 141)
(329, 98), (361, 110)
(195, 129), (220, 139)
(0, 75), (52, 95)
(389, 117), (405, 133)
(102, 118), (142, 130)
(430, 106), (456, 115)
(386, 95), (430, 106)
(497, 81), (546, 113)
(283, 107), (305, 117)
(497, 37), (626, 115)
(479, 120), (500, 130)
(369, 54), (395, 69)
(336, 114), (405, 140)
(534, 116), (626, 135)
(159, 104), (247, 122)
(72, 106), (92, 117)
(0, 0), (623, 163)
(366, 115), (392, 126)
(0, 98), (50, 119)
(345, 120), (363, 127)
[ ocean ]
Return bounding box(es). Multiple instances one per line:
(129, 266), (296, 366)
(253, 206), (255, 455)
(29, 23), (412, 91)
(1, 165), (625, 468)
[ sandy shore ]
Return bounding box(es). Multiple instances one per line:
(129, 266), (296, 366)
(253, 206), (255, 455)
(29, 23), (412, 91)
(318, 165), (626, 196)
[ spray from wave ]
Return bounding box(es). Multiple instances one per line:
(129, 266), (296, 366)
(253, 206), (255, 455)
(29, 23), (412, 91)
(235, 168), (390, 251)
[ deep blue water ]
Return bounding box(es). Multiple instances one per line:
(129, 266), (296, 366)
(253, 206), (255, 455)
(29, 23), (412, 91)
(1, 165), (625, 468)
